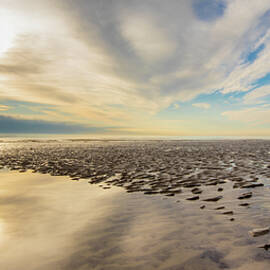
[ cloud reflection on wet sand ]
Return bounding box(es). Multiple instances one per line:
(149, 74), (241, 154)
(0, 170), (270, 269)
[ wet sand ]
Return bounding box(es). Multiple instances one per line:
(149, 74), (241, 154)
(1, 140), (270, 269)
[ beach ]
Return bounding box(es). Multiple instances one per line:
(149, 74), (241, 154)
(0, 140), (270, 269)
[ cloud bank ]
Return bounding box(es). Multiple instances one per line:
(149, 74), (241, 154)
(1, 0), (270, 134)
(0, 115), (106, 134)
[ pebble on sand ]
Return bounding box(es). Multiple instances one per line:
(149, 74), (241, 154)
(258, 244), (270, 250)
(249, 227), (270, 237)
(238, 192), (252, 200)
(241, 183), (264, 189)
(222, 211), (233, 215)
(215, 206), (225, 210)
(203, 196), (223, 202)
(186, 196), (200, 201)
(239, 203), (250, 206)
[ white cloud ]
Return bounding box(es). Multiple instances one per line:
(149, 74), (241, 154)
(192, 103), (211, 109)
(1, 0), (270, 128)
(120, 14), (176, 63)
(222, 107), (270, 124)
(220, 40), (270, 94)
(243, 85), (270, 104)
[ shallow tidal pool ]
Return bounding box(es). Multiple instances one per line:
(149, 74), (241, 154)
(0, 169), (270, 269)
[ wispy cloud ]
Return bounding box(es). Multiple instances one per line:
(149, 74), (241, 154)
(222, 107), (270, 124)
(1, 0), (270, 134)
(192, 103), (211, 109)
(243, 85), (270, 104)
(0, 105), (10, 111)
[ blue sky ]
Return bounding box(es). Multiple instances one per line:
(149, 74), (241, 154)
(1, 0), (270, 135)
(193, 0), (226, 21)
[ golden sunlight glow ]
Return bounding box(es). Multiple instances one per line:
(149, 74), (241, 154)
(0, 8), (21, 57)
(0, 219), (6, 242)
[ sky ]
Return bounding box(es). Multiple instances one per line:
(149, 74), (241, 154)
(1, 0), (270, 136)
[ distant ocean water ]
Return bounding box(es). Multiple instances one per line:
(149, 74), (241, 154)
(0, 133), (270, 142)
